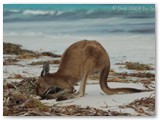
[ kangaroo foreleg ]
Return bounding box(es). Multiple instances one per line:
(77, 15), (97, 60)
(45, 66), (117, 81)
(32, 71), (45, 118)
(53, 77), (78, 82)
(75, 72), (88, 97)
(45, 88), (73, 99)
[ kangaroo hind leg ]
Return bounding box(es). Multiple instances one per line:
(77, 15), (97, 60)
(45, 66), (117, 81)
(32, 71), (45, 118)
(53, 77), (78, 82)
(76, 59), (95, 98)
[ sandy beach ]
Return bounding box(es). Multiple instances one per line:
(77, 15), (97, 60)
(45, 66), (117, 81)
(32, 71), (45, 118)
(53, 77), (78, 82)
(3, 40), (155, 116)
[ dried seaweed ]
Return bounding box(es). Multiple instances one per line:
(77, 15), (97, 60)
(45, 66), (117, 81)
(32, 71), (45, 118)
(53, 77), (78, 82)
(119, 94), (155, 116)
(116, 72), (155, 78)
(3, 92), (50, 116)
(3, 42), (34, 55)
(3, 58), (20, 65)
(29, 60), (60, 65)
(3, 88), (131, 116)
(125, 62), (154, 70)
(116, 62), (154, 70)
(3, 42), (61, 59)
(41, 52), (61, 58)
(51, 105), (130, 116)
(3, 77), (133, 116)
(14, 77), (38, 95)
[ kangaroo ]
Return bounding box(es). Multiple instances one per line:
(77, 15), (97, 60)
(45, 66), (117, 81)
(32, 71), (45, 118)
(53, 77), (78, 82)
(36, 40), (142, 99)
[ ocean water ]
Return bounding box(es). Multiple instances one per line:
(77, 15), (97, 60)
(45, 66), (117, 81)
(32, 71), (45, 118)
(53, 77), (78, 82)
(3, 4), (156, 65)
(3, 4), (155, 35)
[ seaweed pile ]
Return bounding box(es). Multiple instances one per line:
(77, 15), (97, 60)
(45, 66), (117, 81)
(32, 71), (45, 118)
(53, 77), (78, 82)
(4, 78), (131, 116)
(3, 92), (51, 116)
(120, 94), (155, 116)
(115, 62), (154, 70)
(29, 60), (60, 65)
(3, 42), (61, 59)
(3, 75), (155, 116)
(3, 42), (61, 66)
(3, 43), (34, 55)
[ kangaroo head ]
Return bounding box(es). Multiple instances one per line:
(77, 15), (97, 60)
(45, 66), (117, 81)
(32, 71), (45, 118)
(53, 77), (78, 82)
(37, 62), (51, 98)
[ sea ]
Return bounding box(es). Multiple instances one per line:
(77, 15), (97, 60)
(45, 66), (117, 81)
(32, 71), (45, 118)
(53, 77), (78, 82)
(3, 4), (156, 65)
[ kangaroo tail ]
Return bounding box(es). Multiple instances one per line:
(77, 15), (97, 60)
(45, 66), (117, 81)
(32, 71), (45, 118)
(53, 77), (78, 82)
(99, 66), (143, 95)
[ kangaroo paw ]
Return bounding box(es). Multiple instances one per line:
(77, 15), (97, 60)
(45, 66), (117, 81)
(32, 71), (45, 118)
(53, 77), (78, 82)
(74, 92), (84, 98)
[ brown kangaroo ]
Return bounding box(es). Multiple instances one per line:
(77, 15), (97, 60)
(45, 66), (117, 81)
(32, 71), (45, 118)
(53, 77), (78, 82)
(36, 40), (142, 99)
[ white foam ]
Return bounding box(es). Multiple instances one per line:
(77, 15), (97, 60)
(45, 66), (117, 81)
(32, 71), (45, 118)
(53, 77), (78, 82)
(9, 9), (20, 13)
(22, 10), (56, 15)
(56, 11), (64, 15)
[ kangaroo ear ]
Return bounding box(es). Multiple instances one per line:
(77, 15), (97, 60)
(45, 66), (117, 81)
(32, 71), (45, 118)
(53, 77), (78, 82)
(41, 62), (50, 77)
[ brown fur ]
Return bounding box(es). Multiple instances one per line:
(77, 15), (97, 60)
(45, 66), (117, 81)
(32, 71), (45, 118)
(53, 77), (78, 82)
(37, 40), (142, 99)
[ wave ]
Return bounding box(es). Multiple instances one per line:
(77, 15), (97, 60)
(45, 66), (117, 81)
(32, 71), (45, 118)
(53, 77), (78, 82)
(4, 22), (155, 37)
(129, 28), (155, 34)
(22, 10), (60, 15)
(3, 31), (45, 37)
(9, 9), (20, 13)
(3, 8), (155, 22)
